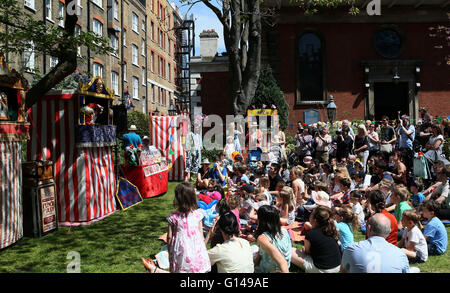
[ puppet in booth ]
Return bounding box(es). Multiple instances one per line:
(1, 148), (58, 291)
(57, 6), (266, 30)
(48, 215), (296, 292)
(80, 103), (104, 125)
(0, 91), (9, 120)
(125, 144), (142, 167)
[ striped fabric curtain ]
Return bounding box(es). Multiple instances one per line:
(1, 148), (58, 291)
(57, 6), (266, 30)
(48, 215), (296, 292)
(27, 96), (117, 225)
(150, 115), (186, 181)
(0, 141), (23, 249)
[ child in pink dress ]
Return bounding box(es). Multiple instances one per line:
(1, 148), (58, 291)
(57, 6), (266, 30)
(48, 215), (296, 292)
(167, 182), (211, 273)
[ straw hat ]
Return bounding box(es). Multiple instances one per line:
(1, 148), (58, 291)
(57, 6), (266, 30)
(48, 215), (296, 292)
(311, 191), (331, 208)
(201, 158), (211, 165)
(129, 125), (137, 131)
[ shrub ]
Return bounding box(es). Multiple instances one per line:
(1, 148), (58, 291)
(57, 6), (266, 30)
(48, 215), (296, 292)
(202, 148), (222, 163)
(127, 111), (150, 138)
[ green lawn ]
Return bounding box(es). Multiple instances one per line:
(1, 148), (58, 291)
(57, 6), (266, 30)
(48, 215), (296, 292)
(1, 181), (449, 273)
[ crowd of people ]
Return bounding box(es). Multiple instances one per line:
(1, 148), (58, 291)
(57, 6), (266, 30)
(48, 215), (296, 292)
(142, 113), (449, 273)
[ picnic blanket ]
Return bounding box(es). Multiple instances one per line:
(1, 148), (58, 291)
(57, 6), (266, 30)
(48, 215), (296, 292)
(284, 221), (306, 242)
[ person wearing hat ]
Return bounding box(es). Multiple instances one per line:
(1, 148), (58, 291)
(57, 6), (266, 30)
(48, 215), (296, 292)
(196, 158), (213, 190)
(122, 124), (142, 149)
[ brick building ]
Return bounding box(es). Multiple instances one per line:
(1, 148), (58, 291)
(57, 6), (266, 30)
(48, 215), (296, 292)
(2, 0), (181, 115)
(193, 0), (450, 136)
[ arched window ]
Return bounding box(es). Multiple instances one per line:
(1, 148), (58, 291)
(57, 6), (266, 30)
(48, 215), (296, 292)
(296, 32), (326, 103)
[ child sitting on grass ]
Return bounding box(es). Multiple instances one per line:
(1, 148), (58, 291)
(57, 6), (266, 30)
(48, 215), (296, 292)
(257, 176), (272, 205)
(390, 184), (413, 239)
(421, 200), (448, 256)
(330, 176), (352, 206)
(334, 205), (358, 251)
(410, 179), (425, 209)
(349, 190), (366, 232)
(269, 180), (286, 205)
(166, 182), (211, 273)
(276, 187), (296, 226)
(398, 209), (428, 263)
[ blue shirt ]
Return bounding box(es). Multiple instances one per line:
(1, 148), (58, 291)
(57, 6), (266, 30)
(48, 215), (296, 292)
(336, 221), (354, 251)
(411, 192), (425, 208)
(212, 167), (228, 186)
(424, 217), (448, 254)
(398, 125), (415, 150)
(122, 132), (142, 149)
(240, 175), (250, 185)
(342, 236), (410, 273)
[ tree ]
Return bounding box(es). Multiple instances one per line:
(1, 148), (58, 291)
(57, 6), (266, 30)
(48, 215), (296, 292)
(250, 65), (289, 130)
(194, 0), (359, 115)
(0, 0), (114, 109)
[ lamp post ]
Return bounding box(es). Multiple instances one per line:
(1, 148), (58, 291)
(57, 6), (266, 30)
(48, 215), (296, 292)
(327, 95), (337, 128)
(168, 100), (177, 116)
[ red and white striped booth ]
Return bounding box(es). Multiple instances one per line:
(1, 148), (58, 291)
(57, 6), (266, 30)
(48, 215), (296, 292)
(27, 77), (117, 226)
(150, 114), (187, 181)
(0, 55), (29, 249)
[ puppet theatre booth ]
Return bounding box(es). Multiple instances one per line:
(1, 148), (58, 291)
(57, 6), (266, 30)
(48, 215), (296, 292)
(120, 144), (169, 198)
(0, 56), (30, 249)
(150, 114), (187, 182)
(27, 77), (117, 226)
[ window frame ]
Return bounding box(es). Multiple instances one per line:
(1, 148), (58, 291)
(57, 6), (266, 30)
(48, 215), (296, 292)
(23, 41), (35, 72)
(132, 12), (139, 33)
(111, 71), (119, 96)
(24, 0), (35, 10)
(58, 2), (64, 27)
(93, 62), (103, 78)
(93, 19), (103, 37)
(132, 76), (139, 100)
(132, 44), (139, 66)
(295, 30), (328, 105)
(45, 0), (53, 21)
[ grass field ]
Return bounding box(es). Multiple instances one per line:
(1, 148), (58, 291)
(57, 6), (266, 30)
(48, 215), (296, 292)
(1, 181), (449, 273)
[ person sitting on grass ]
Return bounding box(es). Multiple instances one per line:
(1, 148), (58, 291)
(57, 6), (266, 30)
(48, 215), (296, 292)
(257, 176), (272, 206)
(341, 213), (410, 273)
(398, 209), (428, 264)
(390, 184), (413, 240)
(410, 179), (426, 209)
(423, 166), (450, 220)
(253, 205), (292, 273)
(211, 156), (228, 187)
(421, 200), (448, 256)
(334, 205), (358, 252)
(238, 184), (256, 228)
(196, 159), (213, 190)
(349, 190), (366, 232)
(206, 212), (255, 273)
(276, 186), (296, 226)
(291, 166), (306, 207)
(290, 205), (342, 273)
(366, 190), (398, 245)
(142, 182), (211, 273)
(142, 211), (254, 273)
(330, 176), (352, 205)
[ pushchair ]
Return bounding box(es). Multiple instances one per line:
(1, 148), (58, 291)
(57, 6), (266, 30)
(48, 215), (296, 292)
(248, 147), (263, 169)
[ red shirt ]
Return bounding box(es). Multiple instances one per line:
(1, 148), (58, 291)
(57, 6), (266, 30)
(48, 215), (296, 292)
(365, 209), (398, 245)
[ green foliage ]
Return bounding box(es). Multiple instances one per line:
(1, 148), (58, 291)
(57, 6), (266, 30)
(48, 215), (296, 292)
(285, 132), (297, 145)
(290, 0), (358, 15)
(127, 111), (150, 138)
(444, 137), (450, 160)
(250, 65), (290, 130)
(0, 0), (114, 66)
(202, 148), (222, 163)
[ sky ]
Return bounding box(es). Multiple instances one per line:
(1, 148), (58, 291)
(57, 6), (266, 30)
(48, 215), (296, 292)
(172, 0), (226, 56)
